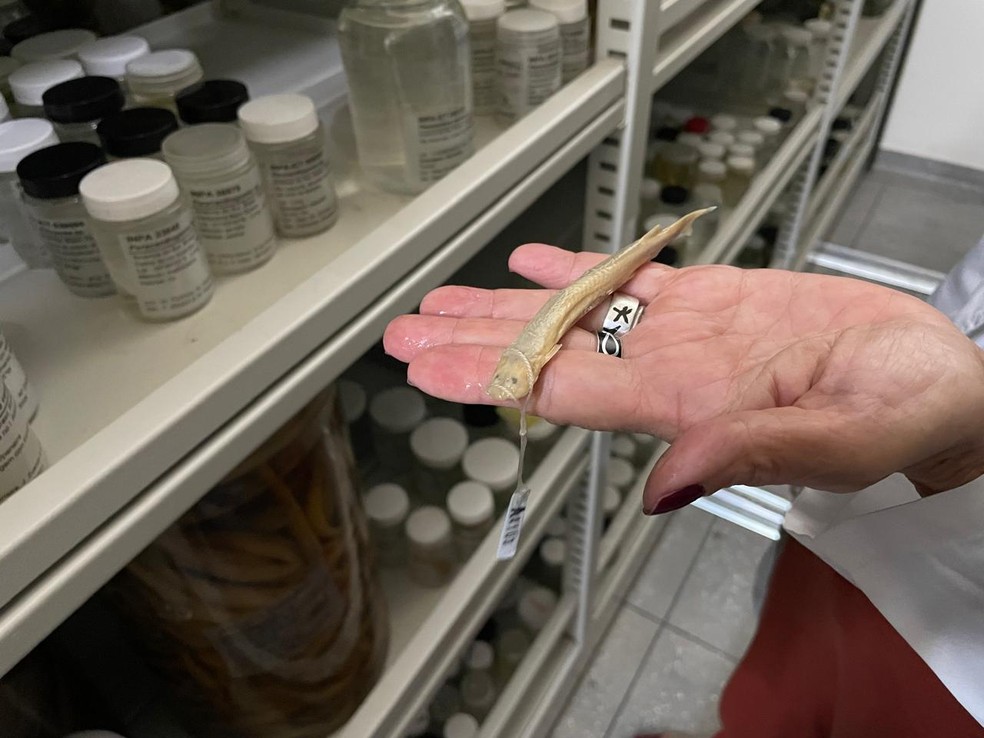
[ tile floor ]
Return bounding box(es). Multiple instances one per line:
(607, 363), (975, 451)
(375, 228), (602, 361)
(552, 158), (984, 738)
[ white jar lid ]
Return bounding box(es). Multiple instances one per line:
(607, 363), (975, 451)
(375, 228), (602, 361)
(498, 8), (559, 34)
(610, 434), (636, 459)
(726, 156), (755, 173)
(539, 536), (565, 566)
(460, 0), (505, 21)
(729, 143), (756, 159)
(805, 18), (832, 38)
(162, 123), (251, 177)
(78, 35), (151, 78)
(707, 131), (734, 147)
(784, 88), (809, 104)
(676, 132), (703, 148)
(529, 0), (587, 23)
(11, 29), (98, 63)
(545, 515), (566, 537)
(411, 417), (468, 469)
(462, 437), (519, 491)
(447, 480), (495, 527)
(406, 505), (452, 547)
(369, 386), (427, 434)
(607, 457), (635, 489)
(737, 130), (765, 148)
(697, 141), (725, 159)
(518, 585), (557, 631)
(465, 639), (495, 670)
(0, 119), (57, 172)
(444, 713), (479, 738)
(753, 116), (782, 136)
(238, 93), (320, 144)
(603, 484), (621, 515)
(126, 48), (199, 80)
(640, 177), (660, 198)
(337, 379), (366, 423)
(9, 59), (84, 105)
(697, 159), (726, 177)
(782, 26), (813, 45)
(710, 114), (737, 132)
(80, 158), (180, 223)
(363, 483), (410, 526)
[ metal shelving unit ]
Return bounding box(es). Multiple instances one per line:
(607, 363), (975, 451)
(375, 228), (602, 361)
(0, 0), (919, 733)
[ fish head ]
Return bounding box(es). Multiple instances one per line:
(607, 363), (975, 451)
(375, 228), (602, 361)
(487, 352), (532, 402)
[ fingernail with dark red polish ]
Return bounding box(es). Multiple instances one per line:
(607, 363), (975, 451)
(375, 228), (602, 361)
(647, 485), (705, 515)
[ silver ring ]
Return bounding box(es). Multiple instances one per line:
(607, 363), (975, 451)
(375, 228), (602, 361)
(602, 293), (643, 336)
(596, 330), (623, 357)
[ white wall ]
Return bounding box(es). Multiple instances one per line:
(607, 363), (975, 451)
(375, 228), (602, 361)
(880, 0), (984, 171)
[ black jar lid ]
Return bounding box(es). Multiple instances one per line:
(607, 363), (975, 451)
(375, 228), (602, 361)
(175, 79), (250, 124)
(654, 125), (679, 142)
(96, 107), (179, 158)
(3, 15), (52, 45)
(660, 185), (688, 205)
(43, 76), (124, 123)
(17, 141), (105, 199)
(768, 107), (793, 124)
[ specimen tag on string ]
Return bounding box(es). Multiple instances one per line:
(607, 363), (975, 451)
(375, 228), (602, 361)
(496, 486), (530, 560)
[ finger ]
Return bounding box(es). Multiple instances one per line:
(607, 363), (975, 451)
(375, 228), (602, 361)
(640, 407), (895, 514)
(384, 314), (596, 362)
(406, 343), (657, 432)
(508, 243), (674, 302)
(419, 285), (618, 332)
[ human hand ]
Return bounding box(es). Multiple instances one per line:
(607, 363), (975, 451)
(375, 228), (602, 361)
(383, 244), (984, 513)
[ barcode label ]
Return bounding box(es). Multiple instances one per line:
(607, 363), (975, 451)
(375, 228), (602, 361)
(496, 487), (530, 560)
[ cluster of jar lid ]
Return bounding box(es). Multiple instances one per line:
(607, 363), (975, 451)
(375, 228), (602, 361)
(0, 28), (339, 322)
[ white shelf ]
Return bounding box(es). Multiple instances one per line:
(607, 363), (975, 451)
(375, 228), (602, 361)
(0, 7), (624, 632)
(834, 0), (911, 111)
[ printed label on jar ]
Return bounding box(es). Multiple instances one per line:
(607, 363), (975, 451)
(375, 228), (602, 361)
(119, 209), (214, 320)
(186, 166), (277, 272)
(32, 213), (115, 297)
(559, 19), (590, 84)
(0, 382), (45, 503)
(497, 34), (561, 120)
(263, 148), (338, 238)
(470, 19), (499, 114)
(404, 105), (474, 186)
(0, 330), (36, 418)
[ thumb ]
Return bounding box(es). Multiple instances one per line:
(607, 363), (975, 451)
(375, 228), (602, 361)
(642, 407), (886, 514)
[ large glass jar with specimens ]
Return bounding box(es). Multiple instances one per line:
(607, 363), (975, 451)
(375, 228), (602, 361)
(338, 0), (474, 195)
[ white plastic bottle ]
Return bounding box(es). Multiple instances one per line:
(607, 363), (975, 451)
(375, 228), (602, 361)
(462, 437), (520, 508)
(529, 0), (589, 84)
(363, 482), (410, 566)
(461, 0), (504, 116)
(496, 9), (561, 123)
(0, 118), (59, 269)
(77, 34), (151, 87)
(410, 416), (469, 504)
(406, 505), (457, 587)
(446, 479), (495, 556)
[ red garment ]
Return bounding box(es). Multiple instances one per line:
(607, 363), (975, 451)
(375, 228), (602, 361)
(715, 539), (984, 738)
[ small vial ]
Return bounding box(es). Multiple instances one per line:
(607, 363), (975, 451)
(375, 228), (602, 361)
(728, 142), (757, 169)
(695, 159), (726, 188)
(447, 479), (495, 557)
(536, 537), (564, 591)
(610, 433), (636, 462)
(710, 114), (737, 133)
(125, 49), (204, 112)
(495, 628), (530, 683)
(0, 118), (58, 269)
(444, 712), (480, 738)
(430, 684), (462, 727)
(496, 9), (561, 123)
(369, 386), (427, 472)
(518, 584), (557, 634)
(657, 184), (689, 218)
(363, 482), (410, 566)
(603, 484), (621, 527)
(461, 0), (505, 116)
(697, 141), (725, 161)
(11, 29), (97, 63)
(411, 417), (469, 504)
(0, 56), (21, 99)
(77, 35), (151, 87)
(42, 76), (125, 145)
(0, 380), (45, 502)
(707, 130), (735, 148)
(753, 116), (782, 159)
(462, 437), (520, 508)
(652, 142), (697, 188)
(529, 0), (589, 84)
(97, 107), (179, 160)
(162, 123), (277, 275)
(238, 94), (339, 239)
(459, 670), (496, 721)
(9, 59), (83, 117)
(175, 79), (249, 125)
(406, 505), (457, 587)
(723, 155), (754, 207)
(607, 456), (634, 493)
(0, 327), (38, 419)
(338, 378), (373, 461)
(465, 640), (495, 675)
(80, 158), (214, 322)
(17, 142), (115, 298)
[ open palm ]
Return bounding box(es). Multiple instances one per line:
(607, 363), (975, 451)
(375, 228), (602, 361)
(384, 244), (984, 511)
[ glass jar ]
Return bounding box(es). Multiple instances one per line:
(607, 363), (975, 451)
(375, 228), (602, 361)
(464, 639), (495, 676)
(446, 479), (495, 557)
(363, 481), (410, 566)
(338, 0), (474, 194)
(0, 118), (58, 269)
(535, 536), (564, 590)
(728, 142), (758, 170)
(125, 49), (203, 113)
(108, 386), (389, 738)
(496, 9), (562, 123)
(753, 115), (782, 159)
(738, 22), (776, 102)
(406, 505), (457, 587)
(0, 326), (38, 419)
(96, 107), (179, 160)
(461, 0), (505, 116)
(529, 0), (589, 84)
(736, 129), (765, 157)
(652, 142), (697, 188)
(710, 114), (737, 134)
(781, 26), (814, 94)
(42, 76), (125, 146)
(162, 123), (277, 275)
(0, 379), (45, 502)
(18, 142), (115, 298)
(804, 18), (831, 82)
(369, 385), (428, 473)
(695, 159), (726, 188)
(77, 34), (151, 88)
(410, 416), (468, 504)
(723, 155), (754, 207)
(462, 437), (519, 509)
(176, 79), (249, 125)
(11, 29), (96, 63)
(697, 141), (725, 161)
(238, 94), (339, 239)
(9, 58), (83, 117)
(495, 628), (529, 683)
(80, 158), (214, 322)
